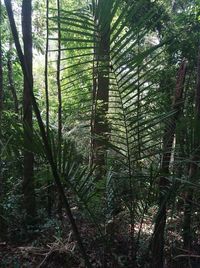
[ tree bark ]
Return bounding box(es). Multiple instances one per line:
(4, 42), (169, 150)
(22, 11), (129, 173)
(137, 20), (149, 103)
(0, 0), (7, 240)
(91, 0), (111, 181)
(45, 0), (49, 136)
(22, 0), (36, 224)
(0, 0), (3, 161)
(0, 0), (3, 115)
(151, 60), (187, 268)
(57, 0), (62, 173)
(57, 0), (63, 220)
(44, 0), (53, 218)
(91, 2), (111, 265)
(183, 47), (200, 250)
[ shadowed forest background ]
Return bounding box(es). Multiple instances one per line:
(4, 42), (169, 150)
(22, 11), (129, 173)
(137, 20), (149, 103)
(0, 0), (200, 267)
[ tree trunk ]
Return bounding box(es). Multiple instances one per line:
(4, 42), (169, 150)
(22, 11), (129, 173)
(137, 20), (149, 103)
(151, 60), (187, 268)
(91, 0), (111, 181)
(183, 47), (200, 251)
(57, 0), (62, 173)
(57, 0), (63, 220)
(45, 0), (49, 135)
(0, 0), (7, 240)
(22, 0), (36, 224)
(44, 0), (53, 218)
(91, 2), (111, 266)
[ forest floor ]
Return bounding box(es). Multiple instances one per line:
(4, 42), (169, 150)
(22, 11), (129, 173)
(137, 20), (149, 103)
(1, 209), (200, 267)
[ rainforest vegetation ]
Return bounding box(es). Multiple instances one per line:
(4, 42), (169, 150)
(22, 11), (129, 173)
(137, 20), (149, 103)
(0, 0), (200, 267)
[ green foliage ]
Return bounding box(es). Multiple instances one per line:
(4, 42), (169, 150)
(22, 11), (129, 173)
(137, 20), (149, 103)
(1, 0), (200, 267)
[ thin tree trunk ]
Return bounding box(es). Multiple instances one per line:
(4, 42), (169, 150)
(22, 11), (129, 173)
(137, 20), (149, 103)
(5, 1), (91, 266)
(57, 0), (62, 173)
(7, 40), (19, 115)
(22, 0), (36, 224)
(0, 0), (3, 174)
(45, 0), (49, 137)
(183, 47), (200, 250)
(183, 185), (194, 250)
(0, 0), (7, 240)
(57, 0), (63, 220)
(90, 0), (97, 168)
(151, 60), (187, 268)
(0, 0), (2, 115)
(44, 0), (52, 218)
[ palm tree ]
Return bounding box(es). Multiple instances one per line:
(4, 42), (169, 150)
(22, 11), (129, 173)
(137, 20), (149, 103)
(48, 0), (174, 265)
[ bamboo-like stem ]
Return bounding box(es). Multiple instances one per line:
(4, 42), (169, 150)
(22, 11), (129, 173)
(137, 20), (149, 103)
(45, 0), (49, 136)
(57, 0), (62, 173)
